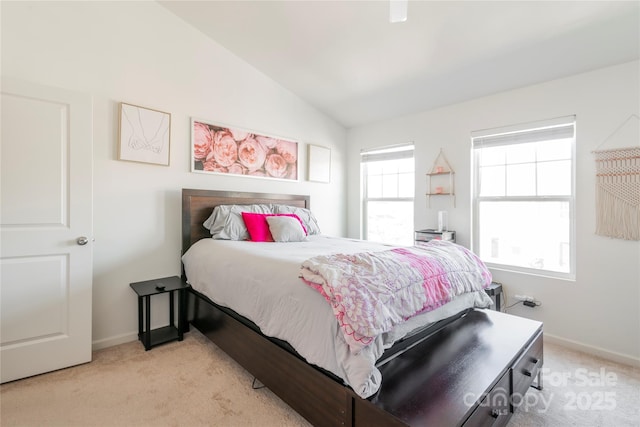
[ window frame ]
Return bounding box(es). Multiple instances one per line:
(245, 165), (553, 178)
(471, 117), (576, 280)
(361, 143), (415, 244)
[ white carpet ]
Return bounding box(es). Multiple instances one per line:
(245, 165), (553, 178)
(1, 329), (638, 426)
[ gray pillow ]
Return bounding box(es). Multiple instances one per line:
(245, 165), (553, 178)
(266, 216), (307, 242)
(203, 204), (274, 240)
(272, 205), (321, 235)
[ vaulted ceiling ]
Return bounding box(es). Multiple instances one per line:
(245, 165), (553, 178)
(160, 1), (640, 128)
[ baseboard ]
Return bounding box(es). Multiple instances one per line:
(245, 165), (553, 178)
(92, 330), (640, 368)
(92, 332), (138, 351)
(544, 333), (640, 368)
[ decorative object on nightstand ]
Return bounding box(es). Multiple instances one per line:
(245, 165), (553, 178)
(437, 210), (448, 232)
(130, 276), (190, 351)
(426, 148), (455, 207)
(415, 229), (456, 246)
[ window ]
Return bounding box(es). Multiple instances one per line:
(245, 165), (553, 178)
(361, 144), (414, 246)
(472, 116), (575, 278)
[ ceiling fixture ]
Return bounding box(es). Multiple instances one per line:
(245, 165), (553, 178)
(390, 0), (408, 23)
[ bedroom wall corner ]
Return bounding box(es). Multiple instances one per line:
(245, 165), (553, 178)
(347, 60), (640, 365)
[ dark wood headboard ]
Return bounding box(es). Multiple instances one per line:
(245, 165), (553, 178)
(181, 188), (310, 255)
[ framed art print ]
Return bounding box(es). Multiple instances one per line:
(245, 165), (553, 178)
(308, 144), (331, 183)
(192, 118), (299, 181)
(118, 103), (171, 166)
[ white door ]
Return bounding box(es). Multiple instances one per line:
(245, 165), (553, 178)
(0, 78), (93, 383)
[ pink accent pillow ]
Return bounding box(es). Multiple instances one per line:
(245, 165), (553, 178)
(241, 212), (307, 242)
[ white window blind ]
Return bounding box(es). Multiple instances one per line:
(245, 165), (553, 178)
(472, 122), (575, 147)
(360, 144), (415, 163)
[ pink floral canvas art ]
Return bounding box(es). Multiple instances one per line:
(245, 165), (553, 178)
(192, 119), (298, 181)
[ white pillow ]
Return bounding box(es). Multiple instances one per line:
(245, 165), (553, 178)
(272, 205), (321, 235)
(266, 216), (307, 242)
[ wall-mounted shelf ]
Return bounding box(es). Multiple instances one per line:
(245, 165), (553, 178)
(426, 149), (455, 207)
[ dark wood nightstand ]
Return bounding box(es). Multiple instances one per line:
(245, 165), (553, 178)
(415, 229), (456, 246)
(130, 276), (189, 351)
(484, 282), (503, 312)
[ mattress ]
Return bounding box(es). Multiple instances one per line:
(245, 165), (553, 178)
(182, 235), (492, 398)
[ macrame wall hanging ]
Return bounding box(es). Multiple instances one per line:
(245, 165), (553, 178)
(592, 114), (640, 241)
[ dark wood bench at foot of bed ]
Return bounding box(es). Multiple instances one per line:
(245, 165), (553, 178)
(188, 288), (542, 427)
(357, 309), (543, 427)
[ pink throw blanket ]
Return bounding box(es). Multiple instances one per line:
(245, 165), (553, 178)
(300, 240), (492, 353)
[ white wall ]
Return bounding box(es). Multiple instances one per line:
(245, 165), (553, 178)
(347, 61), (640, 364)
(1, 1), (347, 348)
(3, 2), (638, 363)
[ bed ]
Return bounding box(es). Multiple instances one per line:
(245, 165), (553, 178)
(181, 188), (543, 427)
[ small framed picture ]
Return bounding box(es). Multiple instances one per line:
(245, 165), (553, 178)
(308, 144), (331, 183)
(118, 103), (171, 166)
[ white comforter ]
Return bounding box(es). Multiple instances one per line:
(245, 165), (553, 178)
(182, 235), (492, 398)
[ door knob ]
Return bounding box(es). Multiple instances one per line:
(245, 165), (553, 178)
(76, 236), (89, 246)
